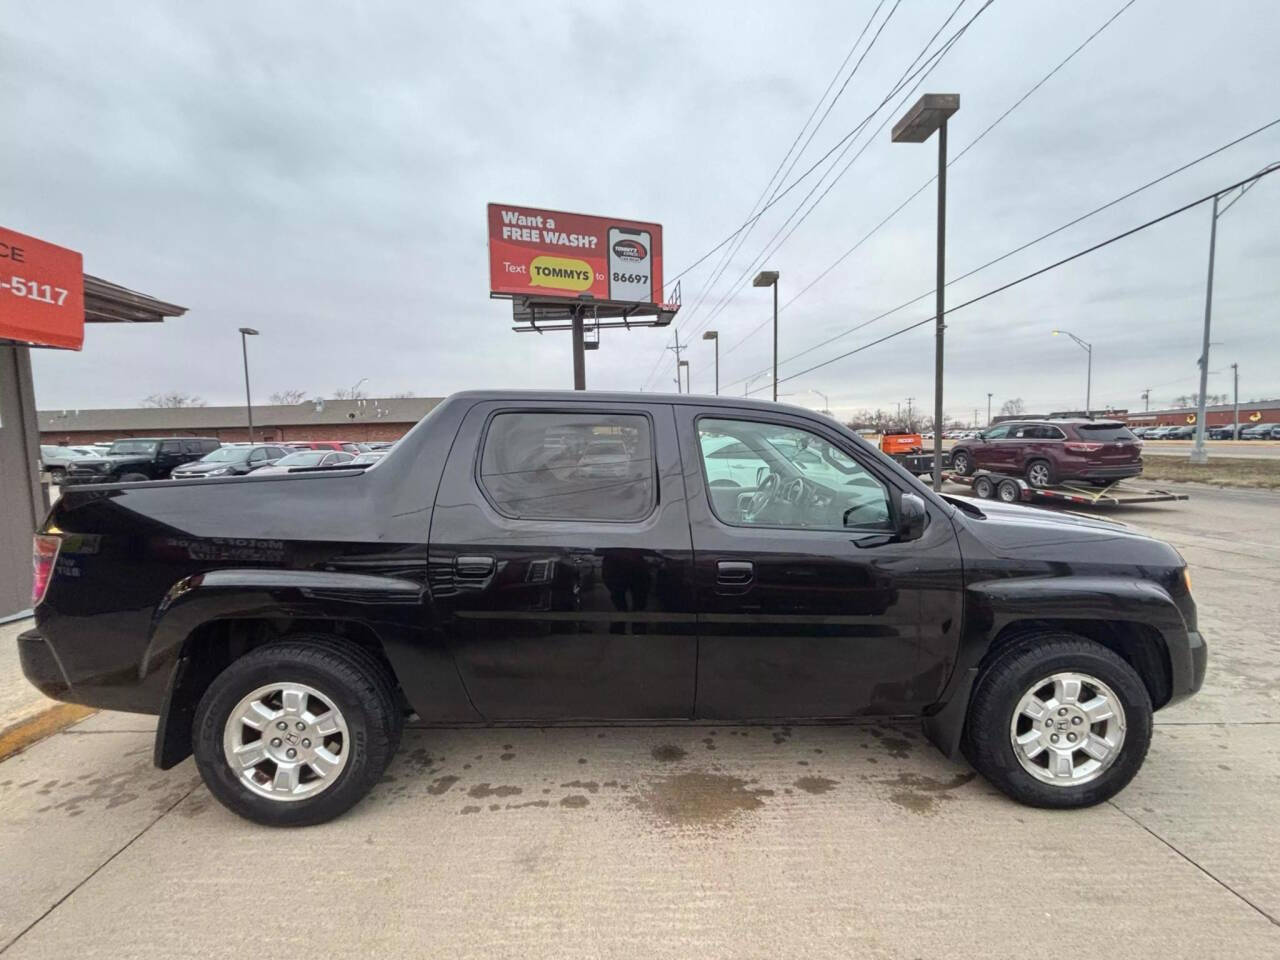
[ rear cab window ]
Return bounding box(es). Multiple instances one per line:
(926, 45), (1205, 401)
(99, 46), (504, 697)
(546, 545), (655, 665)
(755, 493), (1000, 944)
(478, 411), (655, 521)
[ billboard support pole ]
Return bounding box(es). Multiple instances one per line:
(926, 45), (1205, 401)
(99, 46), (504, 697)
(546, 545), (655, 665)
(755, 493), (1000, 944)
(571, 305), (586, 390)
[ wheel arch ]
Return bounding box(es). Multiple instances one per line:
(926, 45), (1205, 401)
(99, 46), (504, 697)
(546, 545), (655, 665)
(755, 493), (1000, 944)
(148, 569), (480, 769)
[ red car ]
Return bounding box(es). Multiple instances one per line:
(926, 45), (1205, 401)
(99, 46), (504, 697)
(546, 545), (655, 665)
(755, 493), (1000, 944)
(949, 419), (1142, 487)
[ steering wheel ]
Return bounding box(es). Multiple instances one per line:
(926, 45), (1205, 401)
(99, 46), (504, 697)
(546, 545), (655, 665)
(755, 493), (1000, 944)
(782, 476), (806, 504)
(743, 472), (780, 523)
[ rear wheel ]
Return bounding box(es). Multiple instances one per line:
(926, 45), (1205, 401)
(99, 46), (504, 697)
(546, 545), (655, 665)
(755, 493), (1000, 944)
(193, 637), (402, 826)
(951, 450), (973, 476)
(963, 631), (1152, 808)
(1025, 459), (1053, 488)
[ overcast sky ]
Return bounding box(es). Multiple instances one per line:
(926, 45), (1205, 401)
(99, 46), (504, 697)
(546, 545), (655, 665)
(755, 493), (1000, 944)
(6, 0), (1279, 422)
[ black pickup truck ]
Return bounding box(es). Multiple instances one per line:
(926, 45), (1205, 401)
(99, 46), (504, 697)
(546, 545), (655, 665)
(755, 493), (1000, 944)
(21, 391), (1206, 826)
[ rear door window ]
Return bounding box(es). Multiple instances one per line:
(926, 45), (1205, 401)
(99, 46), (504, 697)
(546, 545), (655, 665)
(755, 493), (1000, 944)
(479, 411), (655, 521)
(1076, 424), (1136, 442)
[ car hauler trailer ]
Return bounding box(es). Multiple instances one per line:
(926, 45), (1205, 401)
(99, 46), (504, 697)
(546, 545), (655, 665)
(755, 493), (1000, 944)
(945, 470), (1189, 507)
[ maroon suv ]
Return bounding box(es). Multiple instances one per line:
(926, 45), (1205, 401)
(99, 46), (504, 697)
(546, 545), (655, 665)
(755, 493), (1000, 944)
(949, 419), (1142, 487)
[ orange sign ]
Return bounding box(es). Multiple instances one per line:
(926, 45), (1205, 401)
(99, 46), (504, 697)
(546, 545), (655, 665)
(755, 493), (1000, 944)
(0, 226), (84, 350)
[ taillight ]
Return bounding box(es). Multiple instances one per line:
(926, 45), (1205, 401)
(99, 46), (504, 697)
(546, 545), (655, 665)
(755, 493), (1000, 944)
(32, 534), (61, 606)
(1064, 442), (1103, 453)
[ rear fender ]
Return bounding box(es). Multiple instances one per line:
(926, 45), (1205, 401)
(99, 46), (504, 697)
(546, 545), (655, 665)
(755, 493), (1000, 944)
(149, 569), (479, 769)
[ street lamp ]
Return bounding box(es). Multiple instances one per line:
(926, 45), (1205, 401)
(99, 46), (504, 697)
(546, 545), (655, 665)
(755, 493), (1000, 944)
(238, 327), (259, 441)
(1190, 161), (1278, 463)
(892, 92), (959, 492)
(702, 330), (719, 395)
(678, 359), (690, 394)
(810, 387), (831, 416)
(986, 392), (993, 426)
(1051, 329), (1092, 417)
(753, 270), (780, 401)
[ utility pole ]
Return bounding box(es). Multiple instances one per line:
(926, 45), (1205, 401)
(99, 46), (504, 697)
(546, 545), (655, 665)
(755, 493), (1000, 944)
(1190, 193), (1219, 464)
(1141, 388), (1150, 412)
(1232, 362), (1239, 439)
(986, 392), (992, 425)
(906, 397), (914, 430)
(667, 330), (686, 394)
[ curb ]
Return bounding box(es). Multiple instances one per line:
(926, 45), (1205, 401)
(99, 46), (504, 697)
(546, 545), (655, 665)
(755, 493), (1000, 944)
(0, 704), (97, 763)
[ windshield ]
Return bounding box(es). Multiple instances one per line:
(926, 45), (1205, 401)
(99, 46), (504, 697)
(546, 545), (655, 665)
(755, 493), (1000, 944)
(350, 453), (384, 465)
(199, 447), (248, 463)
(274, 451), (327, 467)
(1076, 423), (1136, 441)
(108, 440), (158, 455)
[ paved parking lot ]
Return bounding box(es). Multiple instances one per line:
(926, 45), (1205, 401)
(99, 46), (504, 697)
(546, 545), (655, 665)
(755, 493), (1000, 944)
(2, 483), (1278, 958)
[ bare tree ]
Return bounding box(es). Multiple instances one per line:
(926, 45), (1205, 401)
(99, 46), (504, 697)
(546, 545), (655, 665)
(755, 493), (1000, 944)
(142, 392), (206, 408)
(999, 397), (1026, 417)
(389, 390), (416, 399)
(269, 389), (308, 405)
(332, 386), (368, 400)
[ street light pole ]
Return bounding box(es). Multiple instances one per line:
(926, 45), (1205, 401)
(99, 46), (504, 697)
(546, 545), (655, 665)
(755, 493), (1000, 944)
(753, 271), (780, 401)
(892, 93), (958, 492)
(810, 387), (830, 416)
(986, 392), (992, 426)
(678, 359), (690, 394)
(1052, 329), (1092, 416)
(1231, 362), (1239, 440)
(238, 327), (259, 442)
(703, 330), (719, 395)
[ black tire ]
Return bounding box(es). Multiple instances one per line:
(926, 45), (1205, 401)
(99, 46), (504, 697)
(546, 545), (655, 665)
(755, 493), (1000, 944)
(49, 467), (66, 483)
(996, 479), (1020, 503)
(193, 636), (403, 826)
(1025, 459), (1053, 488)
(972, 475), (994, 499)
(951, 450), (974, 476)
(118, 472), (149, 482)
(962, 631), (1152, 808)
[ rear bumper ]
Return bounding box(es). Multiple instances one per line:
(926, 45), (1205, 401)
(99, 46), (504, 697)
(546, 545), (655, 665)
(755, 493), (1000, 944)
(17, 628), (72, 701)
(1072, 463), (1143, 481)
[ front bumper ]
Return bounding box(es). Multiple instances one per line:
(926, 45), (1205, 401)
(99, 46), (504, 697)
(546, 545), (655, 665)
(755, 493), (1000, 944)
(61, 471), (114, 485)
(1165, 629), (1208, 707)
(17, 628), (72, 701)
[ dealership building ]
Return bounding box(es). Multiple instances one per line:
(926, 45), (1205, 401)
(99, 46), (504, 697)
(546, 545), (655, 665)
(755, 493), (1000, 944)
(1125, 399), (1280, 429)
(39, 396), (442, 446)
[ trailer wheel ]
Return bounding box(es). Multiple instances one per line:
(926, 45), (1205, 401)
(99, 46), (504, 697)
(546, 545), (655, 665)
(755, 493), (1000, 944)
(997, 479), (1021, 503)
(972, 475), (994, 499)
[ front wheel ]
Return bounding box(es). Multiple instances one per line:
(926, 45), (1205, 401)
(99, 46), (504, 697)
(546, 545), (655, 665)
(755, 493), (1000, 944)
(963, 632), (1152, 808)
(951, 450), (973, 476)
(118, 472), (149, 482)
(193, 638), (402, 826)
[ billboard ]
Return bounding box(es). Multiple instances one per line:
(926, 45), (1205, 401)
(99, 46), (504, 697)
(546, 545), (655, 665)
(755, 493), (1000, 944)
(488, 203), (663, 306)
(0, 226), (84, 350)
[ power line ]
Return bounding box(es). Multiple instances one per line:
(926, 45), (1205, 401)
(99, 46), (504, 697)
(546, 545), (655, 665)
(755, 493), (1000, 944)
(685, 0), (983, 346)
(723, 114), (1280, 389)
(647, 0), (894, 388)
(741, 165), (1280, 392)
(718, 0), (1139, 363)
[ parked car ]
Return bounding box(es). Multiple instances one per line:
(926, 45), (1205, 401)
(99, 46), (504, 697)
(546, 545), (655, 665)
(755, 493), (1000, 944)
(251, 449), (356, 475)
(349, 451), (388, 466)
(1164, 425), (1197, 440)
(171, 444), (291, 479)
(948, 419), (1142, 487)
(1240, 422), (1280, 440)
(285, 440), (362, 453)
(39, 445), (99, 482)
(21, 391), (1205, 826)
(62, 437), (221, 484)
(1207, 424), (1241, 440)
(1127, 426), (1152, 439)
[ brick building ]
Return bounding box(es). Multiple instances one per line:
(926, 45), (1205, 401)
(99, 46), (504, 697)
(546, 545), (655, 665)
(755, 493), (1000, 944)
(1124, 399), (1280, 429)
(38, 396), (442, 445)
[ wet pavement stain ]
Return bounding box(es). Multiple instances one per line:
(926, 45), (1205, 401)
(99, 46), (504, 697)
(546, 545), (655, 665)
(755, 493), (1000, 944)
(630, 772), (772, 830)
(560, 779), (600, 794)
(500, 753), (516, 761)
(467, 783), (522, 799)
(879, 771), (976, 815)
(426, 774), (460, 796)
(506, 799), (551, 810)
(794, 776), (839, 795)
(560, 794), (589, 809)
(651, 744), (687, 762)
(460, 805), (481, 815)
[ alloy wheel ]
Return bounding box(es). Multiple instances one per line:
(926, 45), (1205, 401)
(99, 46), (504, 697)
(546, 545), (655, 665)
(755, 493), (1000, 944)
(222, 682), (349, 802)
(1009, 672), (1126, 786)
(1027, 462), (1051, 487)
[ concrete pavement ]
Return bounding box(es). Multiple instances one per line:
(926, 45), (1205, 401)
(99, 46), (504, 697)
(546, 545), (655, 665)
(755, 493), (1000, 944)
(2, 483), (1279, 957)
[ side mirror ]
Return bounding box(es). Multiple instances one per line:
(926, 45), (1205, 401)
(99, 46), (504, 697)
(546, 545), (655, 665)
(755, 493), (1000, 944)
(897, 493), (927, 542)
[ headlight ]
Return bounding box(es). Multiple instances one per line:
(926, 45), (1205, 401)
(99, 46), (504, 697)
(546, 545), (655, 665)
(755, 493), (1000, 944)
(205, 467), (229, 476)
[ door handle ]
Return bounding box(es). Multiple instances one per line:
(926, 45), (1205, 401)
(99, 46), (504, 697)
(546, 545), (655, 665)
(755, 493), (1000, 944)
(716, 560), (754, 585)
(455, 555), (496, 579)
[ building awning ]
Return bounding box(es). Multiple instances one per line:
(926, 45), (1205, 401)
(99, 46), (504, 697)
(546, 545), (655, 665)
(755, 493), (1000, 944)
(83, 275), (187, 324)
